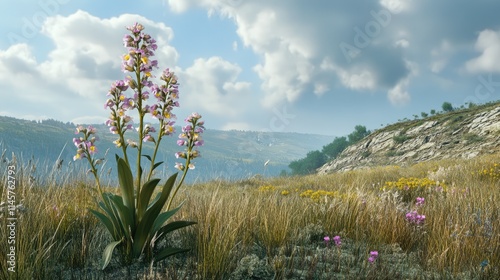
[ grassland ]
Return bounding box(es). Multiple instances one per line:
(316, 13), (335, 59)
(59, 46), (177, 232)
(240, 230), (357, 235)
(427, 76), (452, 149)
(0, 151), (499, 279)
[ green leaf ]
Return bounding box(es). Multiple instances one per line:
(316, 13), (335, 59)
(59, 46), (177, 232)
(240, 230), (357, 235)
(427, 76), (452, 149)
(97, 196), (122, 239)
(151, 206), (182, 235)
(155, 247), (189, 262)
(88, 208), (119, 240)
(102, 240), (122, 270)
(158, 220), (197, 237)
(116, 156), (135, 217)
(132, 173), (177, 256)
(147, 193), (161, 211)
(108, 194), (134, 242)
(155, 173), (178, 209)
(152, 161), (163, 171)
(142, 154), (152, 162)
(137, 178), (161, 220)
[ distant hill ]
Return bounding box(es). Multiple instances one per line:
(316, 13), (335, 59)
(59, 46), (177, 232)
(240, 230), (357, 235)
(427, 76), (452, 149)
(318, 101), (500, 174)
(0, 116), (333, 183)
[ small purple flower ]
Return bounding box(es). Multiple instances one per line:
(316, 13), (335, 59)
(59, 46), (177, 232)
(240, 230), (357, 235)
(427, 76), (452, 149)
(126, 139), (138, 148)
(177, 139), (187, 146)
(163, 121), (175, 135)
(113, 139), (122, 147)
(416, 197), (425, 207)
(109, 126), (118, 134)
(175, 152), (186, 159)
(121, 98), (136, 110)
(182, 125), (193, 132)
(86, 142), (98, 154)
(324, 236), (330, 244)
(368, 251), (378, 264)
(104, 99), (115, 109)
(127, 22), (144, 33)
(124, 123), (133, 131)
(75, 125), (86, 134)
(87, 126), (97, 134)
(174, 162), (184, 171)
(143, 134), (154, 142)
(333, 235), (341, 247)
(406, 210), (426, 225)
(73, 137), (82, 147)
(194, 139), (204, 146)
(190, 150), (200, 158)
(185, 112), (202, 122)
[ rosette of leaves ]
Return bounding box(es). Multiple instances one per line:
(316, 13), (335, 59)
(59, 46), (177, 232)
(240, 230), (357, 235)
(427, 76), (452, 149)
(89, 155), (196, 269)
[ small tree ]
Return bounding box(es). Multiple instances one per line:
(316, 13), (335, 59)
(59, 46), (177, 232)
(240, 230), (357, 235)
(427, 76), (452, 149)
(322, 136), (349, 159)
(421, 112), (428, 118)
(348, 125), (370, 144)
(430, 109), (436, 115)
(289, 150), (326, 175)
(442, 102), (454, 112)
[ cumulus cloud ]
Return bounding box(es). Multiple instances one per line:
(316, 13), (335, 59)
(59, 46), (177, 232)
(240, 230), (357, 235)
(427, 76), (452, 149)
(167, 0), (413, 108)
(387, 79), (410, 105)
(179, 56), (252, 117)
(466, 29), (500, 73)
(167, 0), (500, 111)
(0, 10), (178, 123)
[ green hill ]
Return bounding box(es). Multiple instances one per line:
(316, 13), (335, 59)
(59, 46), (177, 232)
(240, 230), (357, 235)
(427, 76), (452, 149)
(0, 116), (333, 182)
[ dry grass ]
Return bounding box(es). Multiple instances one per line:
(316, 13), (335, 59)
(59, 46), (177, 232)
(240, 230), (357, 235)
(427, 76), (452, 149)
(1, 152), (499, 279)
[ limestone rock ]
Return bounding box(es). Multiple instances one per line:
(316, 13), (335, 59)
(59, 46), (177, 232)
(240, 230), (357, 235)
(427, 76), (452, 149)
(318, 103), (500, 174)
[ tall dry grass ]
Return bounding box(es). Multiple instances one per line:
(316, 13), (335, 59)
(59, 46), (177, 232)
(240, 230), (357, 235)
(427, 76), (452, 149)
(1, 151), (499, 279)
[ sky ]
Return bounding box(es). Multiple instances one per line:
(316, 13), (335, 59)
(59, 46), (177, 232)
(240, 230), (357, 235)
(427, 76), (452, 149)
(1, 0), (500, 137)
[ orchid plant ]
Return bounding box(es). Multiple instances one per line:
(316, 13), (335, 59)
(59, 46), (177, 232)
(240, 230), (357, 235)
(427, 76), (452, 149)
(73, 22), (204, 269)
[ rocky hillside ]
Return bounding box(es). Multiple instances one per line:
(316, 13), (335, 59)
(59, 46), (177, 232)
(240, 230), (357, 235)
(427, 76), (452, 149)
(318, 102), (500, 174)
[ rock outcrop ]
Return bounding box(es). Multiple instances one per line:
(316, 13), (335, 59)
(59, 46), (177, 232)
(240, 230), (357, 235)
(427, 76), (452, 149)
(318, 103), (500, 174)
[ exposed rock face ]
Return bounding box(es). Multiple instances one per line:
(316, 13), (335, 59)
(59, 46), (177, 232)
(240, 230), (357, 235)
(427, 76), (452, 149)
(318, 104), (500, 174)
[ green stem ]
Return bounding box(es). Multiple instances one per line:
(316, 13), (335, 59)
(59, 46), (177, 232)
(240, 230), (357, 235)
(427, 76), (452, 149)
(146, 128), (163, 182)
(84, 148), (113, 212)
(135, 53), (144, 218)
(117, 119), (130, 166)
(166, 147), (191, 211)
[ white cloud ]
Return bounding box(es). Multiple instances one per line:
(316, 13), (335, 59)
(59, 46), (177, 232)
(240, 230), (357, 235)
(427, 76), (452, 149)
(179, 56), (252, 117)
(379, 0), (412, 14)
(387, 79), (410, 105)
(395, 39), (409, 48)
(466, 29), (500, 73)
(0, 10), (179, 123)
(313, 83), (329, 96)
(71, 115), (108, 125)
(167, 0), (414, 108)
(221, 121), (251, 131)
(387, 60), (417, 106)
(335, 67), (377, 90)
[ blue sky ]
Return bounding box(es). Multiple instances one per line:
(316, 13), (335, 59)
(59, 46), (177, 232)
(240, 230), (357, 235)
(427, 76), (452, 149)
(1, 0), (500, 136)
